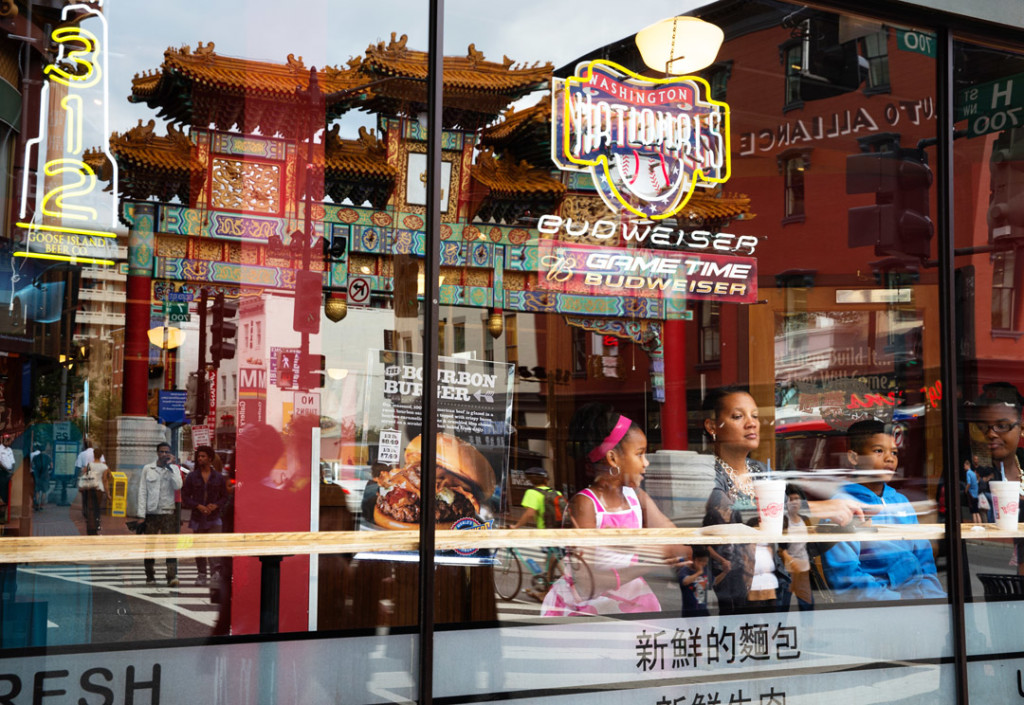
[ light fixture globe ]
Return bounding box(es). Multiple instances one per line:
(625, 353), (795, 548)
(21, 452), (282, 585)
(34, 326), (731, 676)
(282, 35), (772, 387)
(324, 295), (348, 322)
(486, 310), (503, 339)
(635, 16), (724, 75)
(147, 326), (186, 349)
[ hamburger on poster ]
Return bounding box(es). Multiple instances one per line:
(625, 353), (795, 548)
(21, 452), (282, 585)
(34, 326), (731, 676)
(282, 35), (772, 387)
(373, 433), (496, 530)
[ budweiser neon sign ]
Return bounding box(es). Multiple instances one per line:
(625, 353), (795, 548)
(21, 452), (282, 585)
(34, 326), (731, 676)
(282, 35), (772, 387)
(538, 240), (757, 305)
(552, 60), (730, 220)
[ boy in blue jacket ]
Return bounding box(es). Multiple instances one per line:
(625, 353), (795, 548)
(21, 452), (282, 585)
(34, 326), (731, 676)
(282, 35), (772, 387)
(822, 419), (946, 601)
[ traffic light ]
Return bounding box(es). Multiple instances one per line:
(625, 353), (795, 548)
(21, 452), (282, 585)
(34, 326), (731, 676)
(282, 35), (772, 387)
(988, 129), (1024, 243)
(297, 353), (325, 390)
(186, 371), (209, 419)
(210, 292), (238, 366)
(786, 14), (865, 103)
(324, 234), (347, 262)
(847, 147), (933, 259)
(293, 269), (322, 334)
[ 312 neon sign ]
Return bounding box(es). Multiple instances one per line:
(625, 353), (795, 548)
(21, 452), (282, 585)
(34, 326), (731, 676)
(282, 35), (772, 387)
(16, 2), (119, 267)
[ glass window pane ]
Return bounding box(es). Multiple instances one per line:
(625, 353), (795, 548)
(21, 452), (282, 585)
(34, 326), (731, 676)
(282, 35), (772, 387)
(954, 36), (1024, 702)
(2, 2), (428, 701)
(435, 2), (950, 704)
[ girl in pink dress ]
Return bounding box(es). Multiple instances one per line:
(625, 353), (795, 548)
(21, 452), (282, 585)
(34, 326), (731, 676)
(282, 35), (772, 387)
(542, 404), (687, 616)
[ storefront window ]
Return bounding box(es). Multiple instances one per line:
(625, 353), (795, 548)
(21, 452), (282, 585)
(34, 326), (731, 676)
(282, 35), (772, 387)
(3, 0), (1024, 703)
(953, 35), (1024, 703)
(437, 1), (949, 703)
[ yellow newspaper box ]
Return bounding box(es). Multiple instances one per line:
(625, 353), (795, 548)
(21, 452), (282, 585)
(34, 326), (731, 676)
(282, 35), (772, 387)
(108, 471), (128, 517)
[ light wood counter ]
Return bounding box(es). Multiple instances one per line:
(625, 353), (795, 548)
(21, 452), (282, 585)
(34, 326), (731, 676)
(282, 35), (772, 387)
(1, 523), (1008, 564)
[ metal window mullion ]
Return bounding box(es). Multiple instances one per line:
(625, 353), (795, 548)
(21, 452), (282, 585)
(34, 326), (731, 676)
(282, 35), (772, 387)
(417, 0), (444, 703)
(935, 25), (970, 705)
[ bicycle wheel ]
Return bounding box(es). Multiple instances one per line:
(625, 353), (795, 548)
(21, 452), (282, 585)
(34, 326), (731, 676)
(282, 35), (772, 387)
(493, 548), (522, 601)
(564, 549), (595, 601)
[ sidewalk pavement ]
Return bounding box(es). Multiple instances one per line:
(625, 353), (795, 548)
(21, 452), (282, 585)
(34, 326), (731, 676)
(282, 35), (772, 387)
(31, 490), (136, 537)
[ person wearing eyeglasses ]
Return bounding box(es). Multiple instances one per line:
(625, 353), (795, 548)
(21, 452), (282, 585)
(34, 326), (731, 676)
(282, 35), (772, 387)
(968, 382), (1024, 573)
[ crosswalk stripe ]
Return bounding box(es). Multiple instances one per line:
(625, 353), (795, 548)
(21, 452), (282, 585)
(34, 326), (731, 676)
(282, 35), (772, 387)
(20, 563), (220, 627)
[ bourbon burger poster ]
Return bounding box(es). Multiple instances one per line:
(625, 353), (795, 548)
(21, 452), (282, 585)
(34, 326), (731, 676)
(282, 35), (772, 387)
(360, 350), (514, 533)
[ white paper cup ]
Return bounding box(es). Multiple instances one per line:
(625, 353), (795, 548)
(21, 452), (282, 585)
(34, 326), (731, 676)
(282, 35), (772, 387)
(990, 481), (1021, 531)
(753, 479), (786, 534)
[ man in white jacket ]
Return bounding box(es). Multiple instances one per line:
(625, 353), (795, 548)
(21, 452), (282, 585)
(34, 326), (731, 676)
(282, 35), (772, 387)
(138, 442), (184, 586)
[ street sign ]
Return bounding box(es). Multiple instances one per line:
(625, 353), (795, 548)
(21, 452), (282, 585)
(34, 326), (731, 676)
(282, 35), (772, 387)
(164, 301), (190, 323)
(896, 29), (936, 58)
(158, 390), (188, 424)
(957, 72), (1024, 137)
(294, 391), (320, 417)
(192, 425), (213, 447)
(348, 276), (371, 305)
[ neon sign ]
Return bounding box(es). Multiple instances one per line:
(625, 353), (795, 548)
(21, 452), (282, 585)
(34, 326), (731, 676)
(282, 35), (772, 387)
(536, 214), (759, 255)
(551, 60), (730, 220)
(538, 240), (756, 304)
(16, 2), (118, 267)
(846, 381), (943, 411)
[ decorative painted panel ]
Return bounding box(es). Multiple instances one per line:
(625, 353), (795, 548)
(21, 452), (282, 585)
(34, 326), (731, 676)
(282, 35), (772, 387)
(158, 236), (188, 258)
(441, 242), (462, 265)
(157, 257), (328, 291)
(198, 240), (223, 261)
(210, 158), (282, 214)
(504, 272), (526, 291)
(350, 254), (378, 276)
(129, 203), (156, 276)
(211, 133), (287, 160)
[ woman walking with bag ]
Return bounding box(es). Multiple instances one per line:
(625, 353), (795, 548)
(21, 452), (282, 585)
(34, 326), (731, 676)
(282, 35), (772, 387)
(78, 442), (111, 535)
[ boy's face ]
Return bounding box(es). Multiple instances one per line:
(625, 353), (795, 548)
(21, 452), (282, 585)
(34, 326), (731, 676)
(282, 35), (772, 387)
(692, 556), (708, 570)
(849, 433), (898, 483)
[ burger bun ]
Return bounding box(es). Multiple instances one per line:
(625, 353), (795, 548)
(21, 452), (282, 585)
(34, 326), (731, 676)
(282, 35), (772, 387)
(372, 506), (452, 531)
(404, 433), (496, 499)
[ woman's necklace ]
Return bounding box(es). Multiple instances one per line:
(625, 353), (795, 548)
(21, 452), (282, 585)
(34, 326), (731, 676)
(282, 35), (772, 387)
(1014, 455), (1024, 495)
(717, 455), (755, 499)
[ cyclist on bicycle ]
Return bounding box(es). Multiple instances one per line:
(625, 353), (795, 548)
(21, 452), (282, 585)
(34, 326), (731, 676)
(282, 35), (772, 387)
(511, 467), (564, 599)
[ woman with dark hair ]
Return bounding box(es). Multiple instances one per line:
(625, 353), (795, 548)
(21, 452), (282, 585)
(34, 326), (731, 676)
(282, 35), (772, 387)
(702, 386), (864, 612)
(540, 403), (685, 616)
(967, 382), (1024, 572)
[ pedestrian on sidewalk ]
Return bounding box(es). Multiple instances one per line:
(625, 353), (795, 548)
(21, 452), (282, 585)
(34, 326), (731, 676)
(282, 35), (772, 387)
(31, 443), (51, 511)
(181, 445), (228, 586)
(138, 442), (184, 587)
(77, 443), (110, 535)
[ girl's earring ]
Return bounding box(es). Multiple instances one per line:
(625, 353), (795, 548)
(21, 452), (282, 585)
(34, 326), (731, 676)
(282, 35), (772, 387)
(711, 432), (717, 441)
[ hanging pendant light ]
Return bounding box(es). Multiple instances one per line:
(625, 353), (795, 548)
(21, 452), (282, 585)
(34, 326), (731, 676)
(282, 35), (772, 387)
(324, 294), (348, 322)
(635, 16), (724, 75)
(487, 308), (504, 338)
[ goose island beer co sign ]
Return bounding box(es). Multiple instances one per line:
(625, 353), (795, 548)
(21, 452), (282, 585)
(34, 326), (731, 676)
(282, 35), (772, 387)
(552, 59), (730, 220)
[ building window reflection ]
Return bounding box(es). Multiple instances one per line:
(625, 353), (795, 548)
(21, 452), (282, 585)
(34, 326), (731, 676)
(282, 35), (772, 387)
(778, 148), (812, 223)
(861, 30), (891, 93)
(707, 60), (734, 101)
(782, 40), (804, 111)
(992, 249), (1018, 332)
(698, 301), (721, 366)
